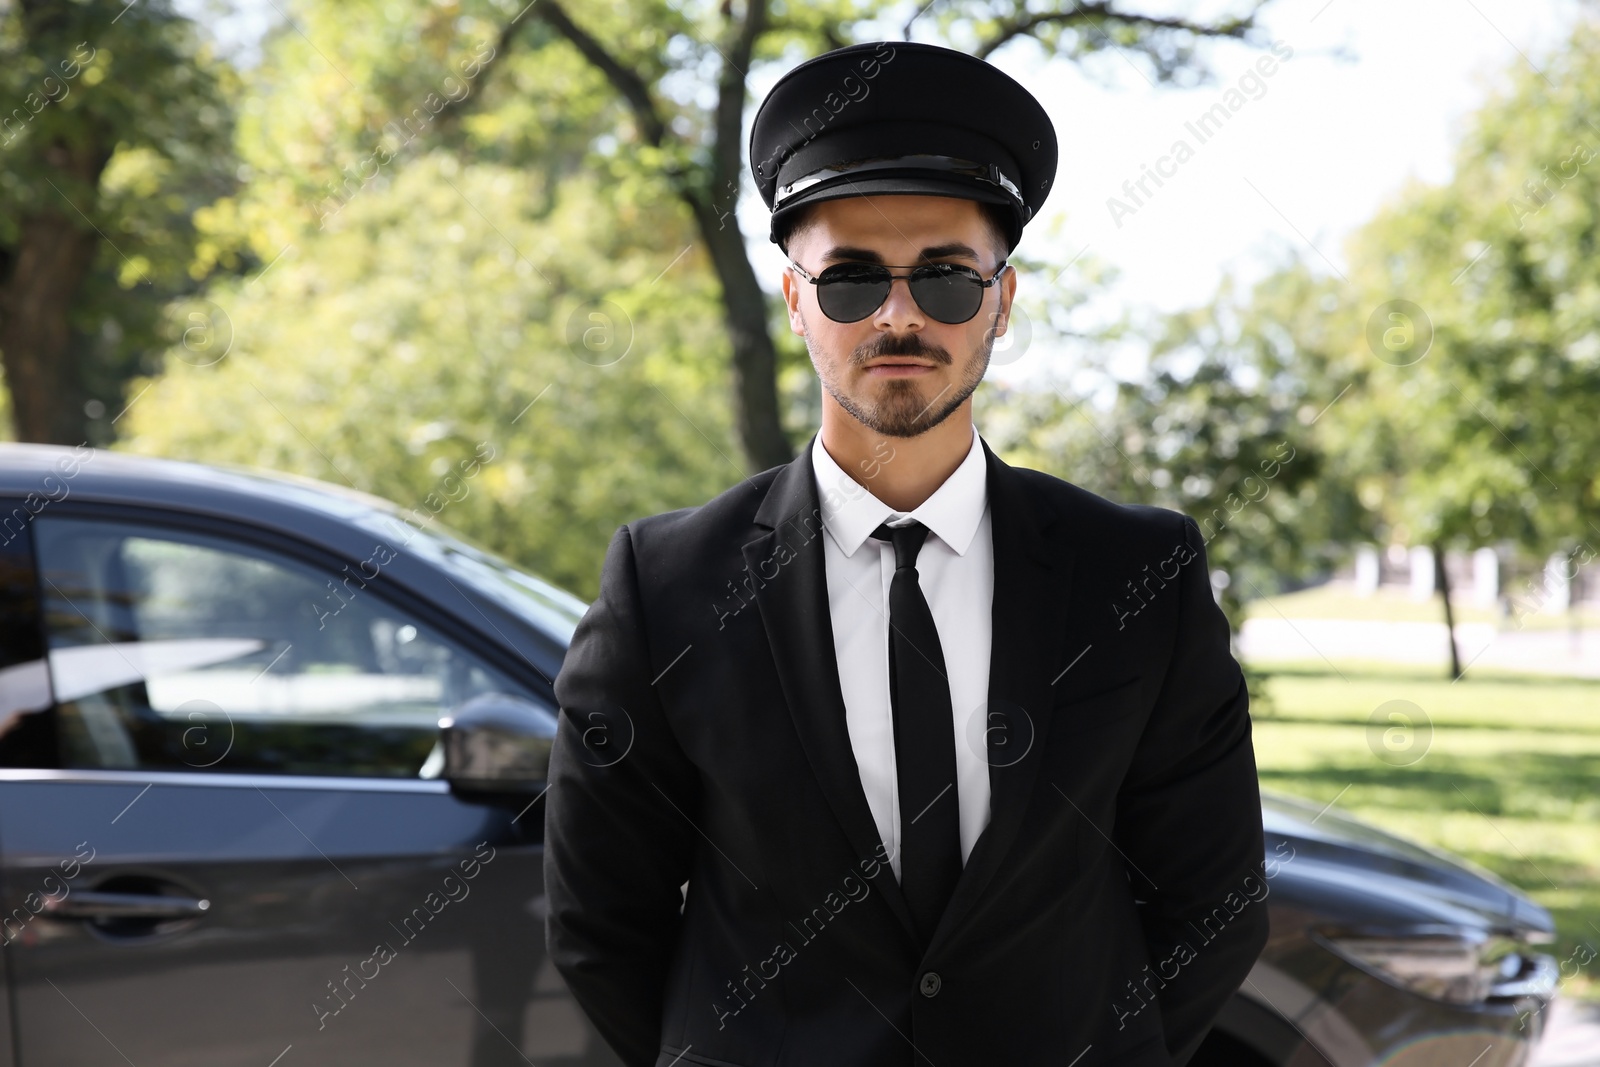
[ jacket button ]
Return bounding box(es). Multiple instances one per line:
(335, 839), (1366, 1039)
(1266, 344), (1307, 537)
(919, 972), (941, 997)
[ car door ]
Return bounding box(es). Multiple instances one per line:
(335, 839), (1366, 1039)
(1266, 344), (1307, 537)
(0, 503), (614, 1066)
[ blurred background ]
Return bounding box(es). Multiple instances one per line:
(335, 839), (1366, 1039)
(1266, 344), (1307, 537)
(2, 0), (1597, 1017)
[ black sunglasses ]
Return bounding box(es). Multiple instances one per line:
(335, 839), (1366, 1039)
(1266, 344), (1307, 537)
(789, 259), (1009, 325)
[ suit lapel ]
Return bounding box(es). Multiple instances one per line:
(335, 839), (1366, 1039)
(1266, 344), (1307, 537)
(925, 437), (1073, 953)
(741, 435), (921, 949)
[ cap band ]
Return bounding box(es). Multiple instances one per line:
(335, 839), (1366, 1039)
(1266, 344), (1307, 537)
(774, 153), (1024, 209)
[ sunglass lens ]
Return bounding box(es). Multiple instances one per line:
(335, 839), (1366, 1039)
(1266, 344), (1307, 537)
(909, 266), (985, 324)
(816, 266), (891, 323)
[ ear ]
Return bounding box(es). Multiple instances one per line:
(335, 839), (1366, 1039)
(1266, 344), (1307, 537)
(990, 263), (1017, 338)
(780, 265), (806, 336)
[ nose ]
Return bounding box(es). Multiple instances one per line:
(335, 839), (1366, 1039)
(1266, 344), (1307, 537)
(872, 272), (925, 334)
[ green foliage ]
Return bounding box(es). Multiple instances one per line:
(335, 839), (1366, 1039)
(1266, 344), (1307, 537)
(0, 0), (237, 441)
(115, 0), (753, 598)
(0, 2), (234, 220)
(1031, 15), (1600, 658)
(197, 0), (620, 268)
(988, 261), (1361, 638)
(1317, 20), (1600, 556)
(120, 154), (738, 599)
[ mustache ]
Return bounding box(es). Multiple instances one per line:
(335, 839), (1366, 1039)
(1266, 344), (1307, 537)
(852, 333), (952, 366)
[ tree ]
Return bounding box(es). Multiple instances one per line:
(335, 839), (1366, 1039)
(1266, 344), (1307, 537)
(991, 260), (1359, 642)
(1306, 19), (1600, 674)
(120, 154), (739, 600)
(0, 0), (234, 444)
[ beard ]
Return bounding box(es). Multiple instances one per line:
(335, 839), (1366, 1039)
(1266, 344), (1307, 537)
(804, 316), (993, 438)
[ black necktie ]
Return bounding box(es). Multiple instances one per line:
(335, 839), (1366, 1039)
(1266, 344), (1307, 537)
(871, 519), (961, 945)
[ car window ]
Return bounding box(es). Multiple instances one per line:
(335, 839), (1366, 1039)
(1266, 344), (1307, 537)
(347, 507), (588, 642)
(34, 516), (534, 776)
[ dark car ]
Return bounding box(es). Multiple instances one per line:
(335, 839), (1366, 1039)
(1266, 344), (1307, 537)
(0, 444), (1559, 1066)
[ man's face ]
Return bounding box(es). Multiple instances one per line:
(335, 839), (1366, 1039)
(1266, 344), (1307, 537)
(780, 194), (1016, 439)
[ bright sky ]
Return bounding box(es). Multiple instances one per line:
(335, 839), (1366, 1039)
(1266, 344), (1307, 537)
(742, 0), (1588, 384)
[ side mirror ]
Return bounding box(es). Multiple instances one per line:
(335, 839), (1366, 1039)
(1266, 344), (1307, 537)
(436, 692), (559, 792)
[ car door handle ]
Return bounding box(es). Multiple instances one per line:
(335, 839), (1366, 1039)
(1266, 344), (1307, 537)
(42, 891), (211, 920)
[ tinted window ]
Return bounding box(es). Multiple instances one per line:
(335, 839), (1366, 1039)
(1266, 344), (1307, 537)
(34, 516), (533, 776)
(345, 508), (588, 642)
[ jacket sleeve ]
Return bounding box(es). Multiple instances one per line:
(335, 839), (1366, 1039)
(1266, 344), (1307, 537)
(544, 524), (702, 1067)
(1113, 515), (1269, 1066)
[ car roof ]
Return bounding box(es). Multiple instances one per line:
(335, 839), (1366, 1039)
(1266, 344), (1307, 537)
(0, 443), (574, 689)
(0, 442), (410, 524)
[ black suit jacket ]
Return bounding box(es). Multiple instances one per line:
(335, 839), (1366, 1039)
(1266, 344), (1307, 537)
(545, 434), (1269, 1067)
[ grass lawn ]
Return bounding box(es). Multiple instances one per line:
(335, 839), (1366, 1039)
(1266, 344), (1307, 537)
(1250, 661), (1600, 1001)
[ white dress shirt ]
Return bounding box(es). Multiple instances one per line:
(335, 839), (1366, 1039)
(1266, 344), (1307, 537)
(810, 427), (995, 883)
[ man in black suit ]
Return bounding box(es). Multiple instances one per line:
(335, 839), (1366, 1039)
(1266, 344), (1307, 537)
(545, 41), (1269, 1067)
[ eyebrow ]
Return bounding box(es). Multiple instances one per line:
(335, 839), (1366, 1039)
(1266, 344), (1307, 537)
(820, 242), (982, 265)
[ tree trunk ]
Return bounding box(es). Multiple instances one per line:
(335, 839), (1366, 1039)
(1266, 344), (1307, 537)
(689, 0), (790, 474)
(687, 195), (793, 473)
(0, 213), (100, 443)
(527, 0), (790, 474)
(1434, 542), (1463, 680)
(0, 133), (110, 445)
(2, 3), (115, 445)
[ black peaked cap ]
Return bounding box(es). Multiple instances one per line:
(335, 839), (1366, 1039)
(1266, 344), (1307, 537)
(749, 41), (1058, 249)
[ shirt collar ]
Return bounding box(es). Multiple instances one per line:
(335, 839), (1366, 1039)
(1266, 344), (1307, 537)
(810, 425), (988, 559)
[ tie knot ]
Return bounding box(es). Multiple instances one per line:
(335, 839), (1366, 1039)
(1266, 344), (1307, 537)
(871, 519), (931, 570)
